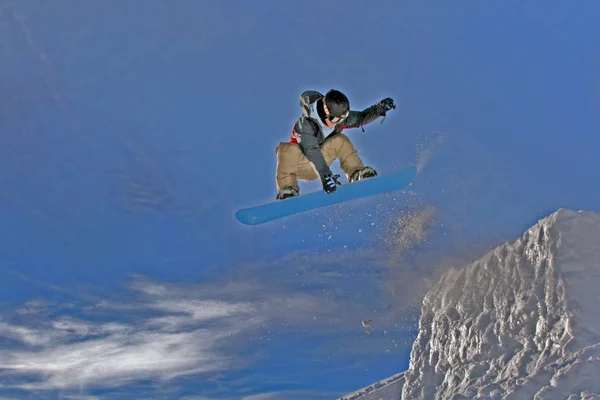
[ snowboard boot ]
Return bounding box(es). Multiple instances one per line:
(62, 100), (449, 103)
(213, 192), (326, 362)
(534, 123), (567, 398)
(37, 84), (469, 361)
(349, 166), (377, 183)
(276, 185), (299, 200)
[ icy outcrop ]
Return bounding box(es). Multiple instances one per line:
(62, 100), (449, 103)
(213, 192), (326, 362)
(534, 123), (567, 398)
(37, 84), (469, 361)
(341, 208), (600, 399)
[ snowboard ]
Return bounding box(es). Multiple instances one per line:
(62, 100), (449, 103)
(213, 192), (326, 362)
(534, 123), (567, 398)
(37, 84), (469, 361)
(235, 165), (417, 226)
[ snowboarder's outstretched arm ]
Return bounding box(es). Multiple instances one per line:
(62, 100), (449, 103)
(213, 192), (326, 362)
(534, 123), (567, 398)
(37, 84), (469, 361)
(338, 98), (396, 130)
(293, 116), (332, 179)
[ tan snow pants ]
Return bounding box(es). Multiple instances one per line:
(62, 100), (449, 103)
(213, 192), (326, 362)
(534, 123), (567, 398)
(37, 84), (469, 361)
(275, 133), (364, 191)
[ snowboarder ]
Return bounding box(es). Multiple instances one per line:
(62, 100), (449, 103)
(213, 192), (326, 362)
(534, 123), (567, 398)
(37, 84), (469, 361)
(275, 89), (396, 200)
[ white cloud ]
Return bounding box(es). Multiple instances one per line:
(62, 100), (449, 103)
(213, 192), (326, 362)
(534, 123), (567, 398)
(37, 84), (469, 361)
(0, 244), (427, 398)
(0, 326), (232, 390)
(0, 321), (69, 347)
(149, 298), (256, 322)
(0, 270), (358, 395)
(16, 299), (47, 316)
(0, 280), (258, 392)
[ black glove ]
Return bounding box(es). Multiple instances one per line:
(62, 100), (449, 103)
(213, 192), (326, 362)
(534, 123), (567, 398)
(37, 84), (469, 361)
(377, 97), (396, 116)
(321, 173), (341, 194)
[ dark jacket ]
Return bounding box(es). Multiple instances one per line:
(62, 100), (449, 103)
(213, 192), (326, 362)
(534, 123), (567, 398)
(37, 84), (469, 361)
(289, 90), (387, 179)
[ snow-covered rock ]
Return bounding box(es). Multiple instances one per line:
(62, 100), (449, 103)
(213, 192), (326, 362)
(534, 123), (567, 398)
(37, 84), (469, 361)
(341, 208), (600, 400)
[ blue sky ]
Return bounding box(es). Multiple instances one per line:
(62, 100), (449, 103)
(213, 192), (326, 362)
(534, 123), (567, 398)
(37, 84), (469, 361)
(0, 1), (599, 398)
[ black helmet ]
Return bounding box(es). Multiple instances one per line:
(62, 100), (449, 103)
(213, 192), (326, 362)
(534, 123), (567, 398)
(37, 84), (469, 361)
(323, 89), (350, 119)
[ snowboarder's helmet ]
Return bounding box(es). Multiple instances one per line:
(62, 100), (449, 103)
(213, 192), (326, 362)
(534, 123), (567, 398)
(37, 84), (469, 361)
(323, 89), (350, 120)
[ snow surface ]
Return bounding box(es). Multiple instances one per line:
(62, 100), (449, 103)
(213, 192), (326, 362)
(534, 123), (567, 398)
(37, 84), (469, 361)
(340, 208), (600, 400)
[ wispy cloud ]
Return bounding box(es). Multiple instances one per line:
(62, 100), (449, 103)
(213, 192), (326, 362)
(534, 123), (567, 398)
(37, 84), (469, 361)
(0, 253), (408, 398)
(0, 323), (232, 391)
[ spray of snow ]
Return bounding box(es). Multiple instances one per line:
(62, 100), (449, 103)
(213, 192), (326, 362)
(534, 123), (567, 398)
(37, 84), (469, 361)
(384, 206), (436, 256)
(414, 131), (446, 172)
(381, 206), (437, 299)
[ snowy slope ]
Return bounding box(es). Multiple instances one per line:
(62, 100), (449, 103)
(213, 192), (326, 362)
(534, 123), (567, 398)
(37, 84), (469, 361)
(340, 208), (600, 400)
(340, 372), (405, 400)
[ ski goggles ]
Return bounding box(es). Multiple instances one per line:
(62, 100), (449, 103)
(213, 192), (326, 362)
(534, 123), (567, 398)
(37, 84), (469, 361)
(322, 98), (349, 123)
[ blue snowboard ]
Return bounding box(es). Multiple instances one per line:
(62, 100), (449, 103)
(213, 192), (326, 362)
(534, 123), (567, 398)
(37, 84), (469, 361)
(235, 166), (417, 226)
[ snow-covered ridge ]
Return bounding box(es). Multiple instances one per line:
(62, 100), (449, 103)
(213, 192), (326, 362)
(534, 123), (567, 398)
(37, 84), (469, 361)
(341, 208), (600, 399)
